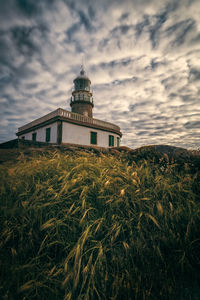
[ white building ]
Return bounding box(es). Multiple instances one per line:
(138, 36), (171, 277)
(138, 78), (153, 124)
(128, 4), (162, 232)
(17, 68), (122, 148)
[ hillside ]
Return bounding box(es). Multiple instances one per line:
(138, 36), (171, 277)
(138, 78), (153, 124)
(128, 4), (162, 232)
(0, 146), (200, 299)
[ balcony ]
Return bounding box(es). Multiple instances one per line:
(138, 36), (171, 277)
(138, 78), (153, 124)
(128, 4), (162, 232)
(70, 96), (93, 105)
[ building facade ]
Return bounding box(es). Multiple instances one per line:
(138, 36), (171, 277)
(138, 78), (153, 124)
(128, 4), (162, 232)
(16, 68), (122, 148)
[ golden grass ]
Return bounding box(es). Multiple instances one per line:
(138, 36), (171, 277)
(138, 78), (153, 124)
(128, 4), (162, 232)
(0, 150), (199, 299)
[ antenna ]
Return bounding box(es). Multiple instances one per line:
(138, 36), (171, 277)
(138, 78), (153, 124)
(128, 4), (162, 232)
(81, 54), (85, 73)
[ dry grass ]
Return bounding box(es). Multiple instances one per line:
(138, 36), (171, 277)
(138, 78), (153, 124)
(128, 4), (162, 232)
(0, 150), (199, 299)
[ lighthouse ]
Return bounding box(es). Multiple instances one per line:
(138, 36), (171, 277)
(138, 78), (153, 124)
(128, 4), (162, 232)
(16, 67), (122, 147)
(70, 66), (94, 118)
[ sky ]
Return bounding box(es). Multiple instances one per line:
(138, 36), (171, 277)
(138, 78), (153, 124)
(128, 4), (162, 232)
(0, 0), (200, 149)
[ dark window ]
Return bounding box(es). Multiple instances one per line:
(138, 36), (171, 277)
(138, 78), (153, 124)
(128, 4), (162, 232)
(46, 128), (51, 142)
(117, 137), (120, 147)
(22, 136), (25, 140)
(80, 79), (83, 89)
(32, 133), (37, 141)
(109, 135), (114, 147)
(90, 132), (97, 145)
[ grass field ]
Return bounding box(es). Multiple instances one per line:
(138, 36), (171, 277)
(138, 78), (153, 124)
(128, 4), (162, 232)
(0, 147), (199, 299)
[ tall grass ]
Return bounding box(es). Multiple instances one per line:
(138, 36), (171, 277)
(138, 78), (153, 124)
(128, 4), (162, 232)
(0, 150), (199, 299)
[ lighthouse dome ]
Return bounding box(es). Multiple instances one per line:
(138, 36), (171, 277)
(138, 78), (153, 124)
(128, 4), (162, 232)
(73, 67), (91, 91)
(74, 67), (91, 81)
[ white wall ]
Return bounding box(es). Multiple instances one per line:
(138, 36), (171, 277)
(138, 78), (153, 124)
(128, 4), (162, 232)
(18, 121), (121, 147)
(62, 122), (120, 147)
(19, 122), (58, 143)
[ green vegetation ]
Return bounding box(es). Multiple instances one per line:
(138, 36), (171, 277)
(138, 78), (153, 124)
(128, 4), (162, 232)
(0, 148), (199, 299)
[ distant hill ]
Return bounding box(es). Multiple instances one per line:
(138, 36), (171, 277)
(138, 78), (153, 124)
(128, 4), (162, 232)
(0, 142), (199, 171)
(129, 144), (198, 158)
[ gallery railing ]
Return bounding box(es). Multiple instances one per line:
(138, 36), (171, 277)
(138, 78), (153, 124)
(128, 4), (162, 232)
(18, 108), (121, 133)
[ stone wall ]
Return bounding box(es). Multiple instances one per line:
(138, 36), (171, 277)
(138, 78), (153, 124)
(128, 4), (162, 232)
(71, 103), (93, 118)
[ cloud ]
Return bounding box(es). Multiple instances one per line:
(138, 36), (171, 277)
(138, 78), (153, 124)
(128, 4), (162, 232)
(189, 67), (200, 82)
(184, 121), (200, 129)
(0, 0), (199, 149)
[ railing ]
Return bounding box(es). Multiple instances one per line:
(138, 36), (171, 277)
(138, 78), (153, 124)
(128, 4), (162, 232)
(70, 96), (94, 105)
(18, 108), (121, 133)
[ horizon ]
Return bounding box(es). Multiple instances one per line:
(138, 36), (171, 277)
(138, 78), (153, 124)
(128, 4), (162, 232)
(0, 0), (199, 149)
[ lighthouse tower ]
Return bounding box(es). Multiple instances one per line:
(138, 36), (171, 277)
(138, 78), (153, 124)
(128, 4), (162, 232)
(70, 66), (94, 118)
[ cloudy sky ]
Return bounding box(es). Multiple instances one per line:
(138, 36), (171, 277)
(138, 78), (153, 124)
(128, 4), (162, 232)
(0, 0), (200, 149)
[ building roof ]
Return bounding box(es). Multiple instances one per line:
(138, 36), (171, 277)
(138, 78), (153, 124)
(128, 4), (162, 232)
(17, 108), (122, 137)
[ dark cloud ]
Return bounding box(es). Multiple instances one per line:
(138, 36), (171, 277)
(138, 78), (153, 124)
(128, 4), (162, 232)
(78, 10), (93, 32)
(91, 56), (144, 77)
(161, 76), (176, 91)
(119, 12), (129, 22)
(136, 130), (149, 136)
(66, 16), (92, 42)
(11, 26), (40, 57)
(16, 0), (41, 16)
(169, 93), (178, 99)
(0, 75), (12, 88)
(0, 0), (18, 22)
(15, 0), (56, 17)
(135, 15), (150, 37)
(0, 35), (13, 67)
(88, 5), (96, 20)
(99, 57), (133, 68)
(95, 75), (138, 89)
(129, 102), (148, 112)
(166, 19), (195, 46)
(1, 96), (16, 108)
(189, 68), (200, 82)
(150, 58), (165, 70)
(184, 121), (200, 129)
(191, 33), (200, 44)
(149, 11), (168, 48)
(181, 94), (197, 103)
(98, 38), (109, 50)
(149, 114), (169, 122)
(111, 24), (132, 35)
(25, 83), (38, 89)
(15, 63), (37, 79)
(65, 4), (95, 41)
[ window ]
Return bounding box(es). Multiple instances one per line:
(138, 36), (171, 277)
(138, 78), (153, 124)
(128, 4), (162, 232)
(80, 79), (83, 89)
(109, 135), (114, 147)
(46, 128), (51, 142)
(32, 133), (37, 141)
(117, 137), (120, 147)
(90, 132), (97, 145)
(22, 136), (25, 140)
